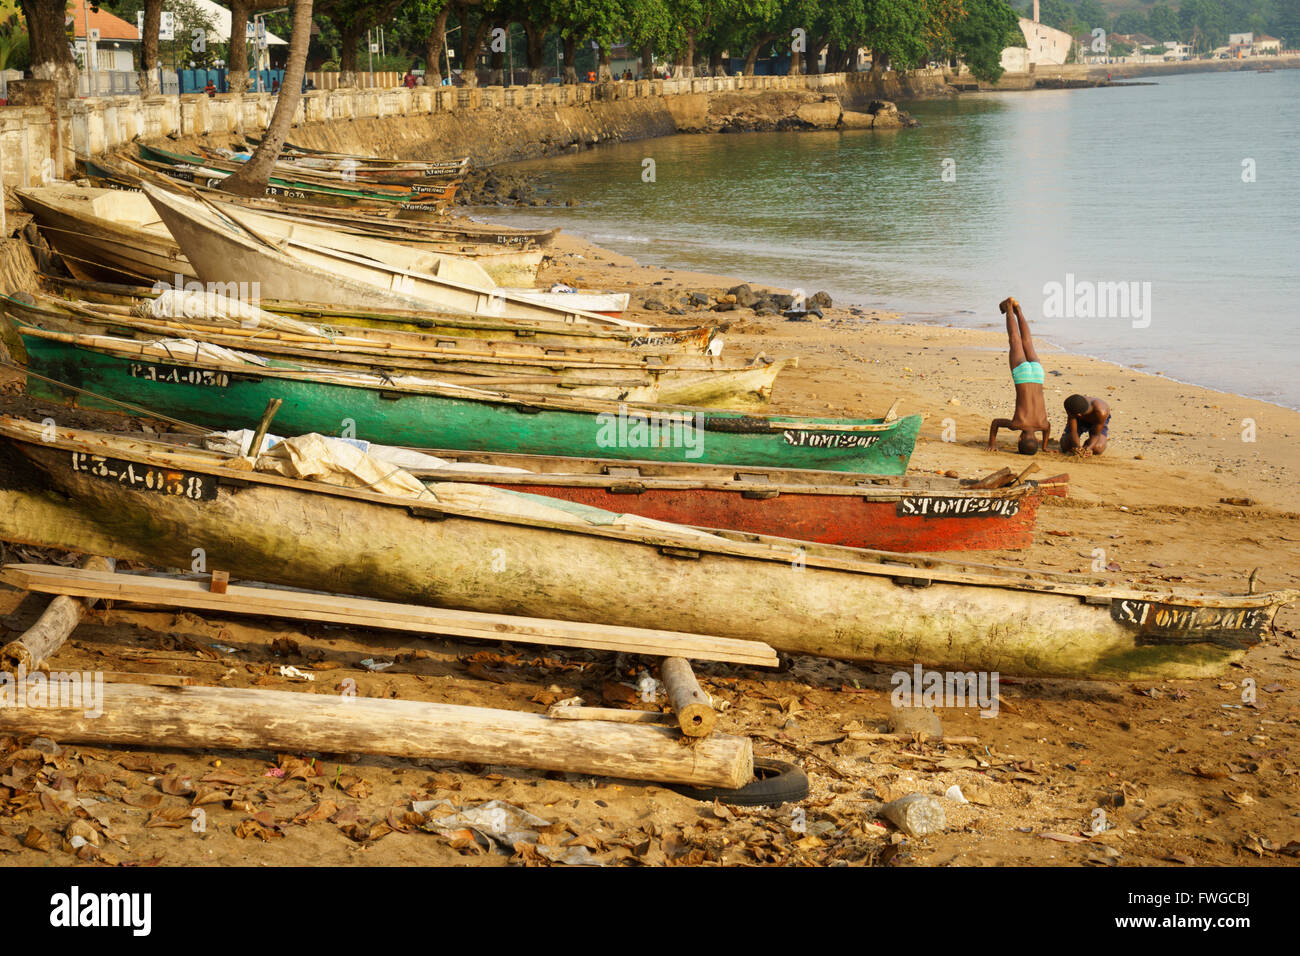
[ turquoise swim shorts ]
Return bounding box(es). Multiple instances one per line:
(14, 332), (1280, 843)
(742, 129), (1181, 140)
(1011, 361), (1044, 385)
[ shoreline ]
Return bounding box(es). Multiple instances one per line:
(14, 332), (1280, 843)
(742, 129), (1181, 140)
(521, 222), (1300, 519)
(472, 201), (1300, 417)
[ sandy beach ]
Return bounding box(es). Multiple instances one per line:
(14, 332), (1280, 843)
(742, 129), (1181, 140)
(0, 220), (1296, 869)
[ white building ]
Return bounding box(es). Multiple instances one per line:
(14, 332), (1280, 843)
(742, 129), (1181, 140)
(1000, 1), (1074, 72)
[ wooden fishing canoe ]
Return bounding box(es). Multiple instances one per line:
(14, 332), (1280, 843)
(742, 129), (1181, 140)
(138, 143), (460, 205)
(200, 145), (468, 187)
(401, 449), (1068, 552)
(41, 275), (721, 353)
(18, 185), (493, 288)
(243, 136), (471, 178)
(129, 153), (450, 216)
(83, 153), (556, 248)
(0, 418), (1290, 680)
(60, 169), (543, 286)
(5, 293), (791, 410)
(11, 324), (921, 473)
(17, 186), (196, 285)
(144, 183), (635, 324)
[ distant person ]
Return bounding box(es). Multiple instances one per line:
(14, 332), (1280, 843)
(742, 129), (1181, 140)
(203, 79), (217, 97)
(404, 70), (417, 88)
(305, 77), (316, 90)
(271, 76), (280, 93)
(1060, 394), (1111, 457)
(415, 74), (426, 86)
(987, 296), (1050, 455)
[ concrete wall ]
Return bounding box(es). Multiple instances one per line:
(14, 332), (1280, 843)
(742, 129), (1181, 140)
(0, 69), (949, 186)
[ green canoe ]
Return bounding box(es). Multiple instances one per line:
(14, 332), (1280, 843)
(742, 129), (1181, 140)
(14, 325), (922, 473)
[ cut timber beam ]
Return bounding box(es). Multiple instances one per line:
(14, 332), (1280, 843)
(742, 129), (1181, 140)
(1, 555), (114, 673)
(0, 565), (780, 667)
(0, 682), (754, 788)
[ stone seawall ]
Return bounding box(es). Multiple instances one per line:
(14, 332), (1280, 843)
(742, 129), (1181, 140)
(0, 69), (951, 186)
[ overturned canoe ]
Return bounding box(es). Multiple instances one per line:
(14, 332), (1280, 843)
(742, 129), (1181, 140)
(403, 449), (1068, 552)
(11, 324), (920, 472)
(0, 419), (1289, 680)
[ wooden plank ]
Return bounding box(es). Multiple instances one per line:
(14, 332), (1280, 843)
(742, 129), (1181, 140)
(0, 681), (754, 788)
(0, 565), (781, 667)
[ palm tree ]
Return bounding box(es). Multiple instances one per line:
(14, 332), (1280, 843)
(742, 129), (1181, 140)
(220, 0), (314, 196)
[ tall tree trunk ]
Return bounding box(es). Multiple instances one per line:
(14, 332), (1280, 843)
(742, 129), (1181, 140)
(809, 35), (829, 74)
(708, 47), (726, 76)
(459, 9), (490, 88)
(562, 36), (578, 83)
(871, 48), (890, 73)
(138, 0), (162, 94)
(425, 5), (451, 86)
(338, 20), (362, 87)
(220, 0), (313, 196)
(640, 44), (653, 77)
(681, 30), (696, 78)
(20, 0), (77, 97)
(229, 0), (251, 94)
(523, 19), (548, 85)
(744, 33), (776, 75)
(596, 43), (613, 80)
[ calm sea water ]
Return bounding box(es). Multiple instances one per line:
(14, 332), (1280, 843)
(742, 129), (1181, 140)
(481, 71), (1300, 409)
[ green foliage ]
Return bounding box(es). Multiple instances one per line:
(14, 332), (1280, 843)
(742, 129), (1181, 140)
(951, 0), (1023, 81)
(0, 0), (30, 70)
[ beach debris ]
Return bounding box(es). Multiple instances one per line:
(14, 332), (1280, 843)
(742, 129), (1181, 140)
(641, 298), (667, 311)
(1219, 497), (1255, 507)
(359, 658), (394, 672)
(879, 794), (946, 837)
(278, 665), (315, 681)
(944, 784), (968, 804)
(419, 799), (566, 856)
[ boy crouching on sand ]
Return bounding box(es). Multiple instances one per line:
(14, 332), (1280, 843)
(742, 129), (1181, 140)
(1060, 394), (1111, 457)
(987, 297), (1050, 456)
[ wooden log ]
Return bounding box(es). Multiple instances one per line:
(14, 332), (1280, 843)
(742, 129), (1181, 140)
(0, 682), (754, 788)
(1, 565), (779, 666)
(0, 556), (114, 673)
(660, 656), (716, 738)
(546, 705), (672, 725)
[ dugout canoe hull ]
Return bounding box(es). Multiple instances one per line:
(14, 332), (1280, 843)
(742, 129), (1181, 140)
(0, 420), (1290, 680)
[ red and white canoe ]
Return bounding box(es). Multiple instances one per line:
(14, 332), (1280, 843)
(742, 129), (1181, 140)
(406, 451), (1068, 552)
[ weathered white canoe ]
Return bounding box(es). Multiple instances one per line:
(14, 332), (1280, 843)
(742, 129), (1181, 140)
(17, 186), (195, 285)
(1, 419), (1292, 681)
(18, 185), (542, 288)
(145, 183), (638, 326)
